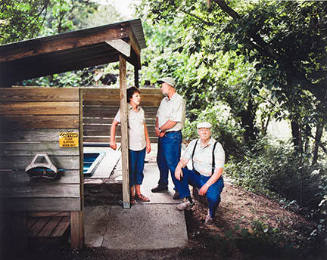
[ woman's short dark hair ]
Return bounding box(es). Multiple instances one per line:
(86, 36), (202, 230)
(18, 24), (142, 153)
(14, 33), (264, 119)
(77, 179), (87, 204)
(127, 87), (140, 102)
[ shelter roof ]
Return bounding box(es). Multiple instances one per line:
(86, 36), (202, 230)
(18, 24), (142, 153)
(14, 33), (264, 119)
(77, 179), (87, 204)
(0, 19), (146, 86)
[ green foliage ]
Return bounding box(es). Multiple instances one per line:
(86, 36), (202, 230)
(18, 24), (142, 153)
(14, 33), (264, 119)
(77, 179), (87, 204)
(138, 0), (327, 160)
(137, 1), (327, 222)
(22, 68), (97, 87)
(226, 138), (327, 210)
(182, 105), (244, 160)
(0, 0), (48, 44)
(0, 0), (97, 44)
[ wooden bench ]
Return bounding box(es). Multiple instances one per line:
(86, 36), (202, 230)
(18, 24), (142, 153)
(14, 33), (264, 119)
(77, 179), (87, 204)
(26, 212), (70, 238)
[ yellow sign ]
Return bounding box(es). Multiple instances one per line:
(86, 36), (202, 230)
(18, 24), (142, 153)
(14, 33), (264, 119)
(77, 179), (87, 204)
(59, 132), (79, 147)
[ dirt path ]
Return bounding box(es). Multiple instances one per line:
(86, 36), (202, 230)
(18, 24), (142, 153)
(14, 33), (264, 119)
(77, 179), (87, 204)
(181, 180), (321, 259)
(193, 180), (313, 236)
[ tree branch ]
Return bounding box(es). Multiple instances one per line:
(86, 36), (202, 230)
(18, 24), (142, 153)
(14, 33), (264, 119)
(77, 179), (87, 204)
(181, 9), (215, 26)
(212, 0), (326, 103)
(212, 0), (279, 60)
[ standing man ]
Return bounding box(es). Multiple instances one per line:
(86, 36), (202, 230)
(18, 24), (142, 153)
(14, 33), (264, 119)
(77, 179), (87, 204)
(175, 122), (225, 225)
(151, 77), (186, 199)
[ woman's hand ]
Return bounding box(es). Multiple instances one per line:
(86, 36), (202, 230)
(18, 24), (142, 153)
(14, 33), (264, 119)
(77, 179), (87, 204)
(146, 142), (151, 153)
(110, 141), (117, 150)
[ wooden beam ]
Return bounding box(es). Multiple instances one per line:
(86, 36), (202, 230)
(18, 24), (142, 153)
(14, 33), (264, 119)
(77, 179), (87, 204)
(134, 65), (139, 88)
(0, 184), (81, 198)
(78, 88), (85, 246)
(2, 49), (119, 84)
(0, 25), (129, 63)
(0, 155), (80, 170)
(119, 55), (130, 209)
(128, 28), (141, 69)
(1, 115), (79, 129)
(0, 88), (79, 102)
(128, 28), (141, 57)
(2, 198), (81, 212)
(0, 102), (79, 115)
(106, 39), (131, 57)
(70, 211), (84, 249)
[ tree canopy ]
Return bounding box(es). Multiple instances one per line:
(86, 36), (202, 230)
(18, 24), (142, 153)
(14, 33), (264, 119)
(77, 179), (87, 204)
(137, 0), (327, 161)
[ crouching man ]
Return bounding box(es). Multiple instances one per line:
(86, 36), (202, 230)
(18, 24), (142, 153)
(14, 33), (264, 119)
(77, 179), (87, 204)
(175, 122), (225, 224)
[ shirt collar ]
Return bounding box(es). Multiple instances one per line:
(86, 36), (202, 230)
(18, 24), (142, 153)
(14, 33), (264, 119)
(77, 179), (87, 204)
(198, 137), (215, 148)
(128, 104), (140, 111)
(165, 92), (178, 101)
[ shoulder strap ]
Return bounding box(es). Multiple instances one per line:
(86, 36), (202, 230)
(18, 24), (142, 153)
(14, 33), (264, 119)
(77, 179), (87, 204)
(191, 139), (198, 170)
(212, 141), (218, 175)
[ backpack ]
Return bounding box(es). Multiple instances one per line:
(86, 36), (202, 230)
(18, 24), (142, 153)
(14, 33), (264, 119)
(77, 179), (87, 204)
(191, 139), (218, 175)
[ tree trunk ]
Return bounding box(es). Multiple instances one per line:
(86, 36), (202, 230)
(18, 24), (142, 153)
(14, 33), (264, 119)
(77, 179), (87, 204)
(312, 121), (324, 165)
(240, 96), (257, 146)
(291, 119), (302, 154)
(304, 125), (311, 154)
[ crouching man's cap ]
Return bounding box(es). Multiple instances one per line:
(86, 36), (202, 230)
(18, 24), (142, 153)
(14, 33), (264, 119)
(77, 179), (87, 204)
(197, 122), (212, 129)
(157, 77), (176, 87)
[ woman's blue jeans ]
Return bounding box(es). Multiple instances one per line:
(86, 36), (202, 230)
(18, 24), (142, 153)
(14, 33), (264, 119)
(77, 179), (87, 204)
(129, 148), (146, 187)
(156, 131), (182, 192)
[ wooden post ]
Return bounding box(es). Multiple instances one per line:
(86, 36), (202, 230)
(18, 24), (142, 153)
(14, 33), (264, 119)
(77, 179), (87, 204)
(70, 211), (84, 249)
(70, 89), (84, 249)
(119, 55), (130, 209)
(134, 66), (139, 88)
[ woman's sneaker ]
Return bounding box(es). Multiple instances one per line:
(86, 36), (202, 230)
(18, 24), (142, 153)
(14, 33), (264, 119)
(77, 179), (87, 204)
(176, 199), (193, 210)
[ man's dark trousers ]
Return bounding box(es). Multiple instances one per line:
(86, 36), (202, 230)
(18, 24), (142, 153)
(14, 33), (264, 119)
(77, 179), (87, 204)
(157, 131), (182, 192)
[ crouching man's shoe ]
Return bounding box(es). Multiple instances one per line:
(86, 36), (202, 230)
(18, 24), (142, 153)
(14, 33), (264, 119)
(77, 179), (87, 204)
(173, 191), (180, 200)
(176, 198), (193, 211)
(151, 185), (168, 193)
(205, 210), (214, 225)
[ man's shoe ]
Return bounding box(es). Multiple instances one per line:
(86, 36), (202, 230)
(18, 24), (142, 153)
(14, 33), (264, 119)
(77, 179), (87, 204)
(173, 191), (180, 200)
(151, 185), (168, 193)
(205, 210), (214, 225)
(176, 199), (193, 211)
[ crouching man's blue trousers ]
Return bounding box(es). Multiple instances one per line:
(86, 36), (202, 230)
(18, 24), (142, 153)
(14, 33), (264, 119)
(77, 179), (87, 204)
(179, 168), (224, 218)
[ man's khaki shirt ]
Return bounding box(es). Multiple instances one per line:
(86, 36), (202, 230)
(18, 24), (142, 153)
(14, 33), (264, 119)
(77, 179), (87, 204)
(182, 138), (225, 177)
(156, 92), (186, 132)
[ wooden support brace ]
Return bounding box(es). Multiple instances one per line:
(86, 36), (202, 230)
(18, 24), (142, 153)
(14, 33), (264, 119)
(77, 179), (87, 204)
(106, 39), (131, 57)
(134, 66), (139, 88)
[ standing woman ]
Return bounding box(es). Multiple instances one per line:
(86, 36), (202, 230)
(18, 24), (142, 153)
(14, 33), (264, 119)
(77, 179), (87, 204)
(110, 87), (151, 204)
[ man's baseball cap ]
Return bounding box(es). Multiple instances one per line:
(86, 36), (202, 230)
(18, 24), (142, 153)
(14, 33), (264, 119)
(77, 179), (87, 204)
(157, 77), (175, 87)
(197, 122), (212, 129)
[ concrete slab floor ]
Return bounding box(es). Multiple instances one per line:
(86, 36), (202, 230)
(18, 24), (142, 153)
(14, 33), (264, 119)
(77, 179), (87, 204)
(84, 204), (188, 250)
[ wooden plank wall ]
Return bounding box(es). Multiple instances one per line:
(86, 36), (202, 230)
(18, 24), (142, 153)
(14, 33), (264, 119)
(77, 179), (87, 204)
(82, 88), (162, 144)
(0, 87), (81, 212)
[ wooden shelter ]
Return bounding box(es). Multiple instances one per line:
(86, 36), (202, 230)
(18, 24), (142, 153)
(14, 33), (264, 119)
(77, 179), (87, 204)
(0, 19), (162, 249)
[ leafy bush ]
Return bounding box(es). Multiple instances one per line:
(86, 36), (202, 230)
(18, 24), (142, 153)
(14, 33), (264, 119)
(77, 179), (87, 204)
(226, 138), (327, 211)
(182, 105), (244, 161)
